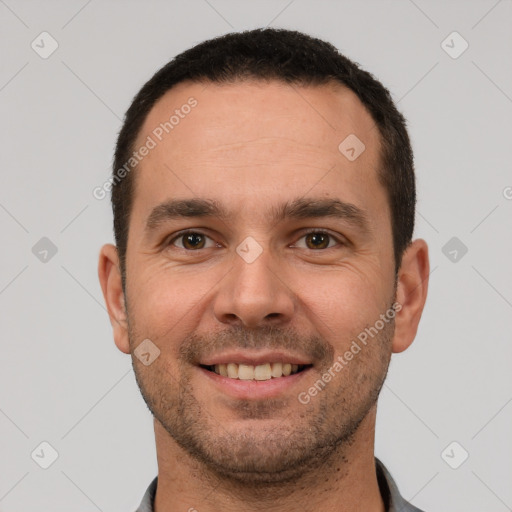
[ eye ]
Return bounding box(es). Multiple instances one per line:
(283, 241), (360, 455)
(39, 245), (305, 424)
(168, 231), (218, 250)
(167, 229), (345, 252)
(292, 230), (344, 250)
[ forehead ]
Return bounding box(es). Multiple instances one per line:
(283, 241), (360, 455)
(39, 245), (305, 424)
(131, 79), (386, 228)
(137, 78), (379, 155)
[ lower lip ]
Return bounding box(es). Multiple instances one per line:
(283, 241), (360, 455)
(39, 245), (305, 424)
(197, 366), (312, 400)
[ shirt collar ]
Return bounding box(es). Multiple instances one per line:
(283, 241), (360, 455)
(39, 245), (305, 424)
(375, 457), (424, 512)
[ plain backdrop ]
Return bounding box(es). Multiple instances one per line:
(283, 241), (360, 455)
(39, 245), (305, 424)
(1, 1), (511, 510)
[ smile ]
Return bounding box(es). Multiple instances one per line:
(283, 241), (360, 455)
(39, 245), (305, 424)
(200, 362), (311, 381)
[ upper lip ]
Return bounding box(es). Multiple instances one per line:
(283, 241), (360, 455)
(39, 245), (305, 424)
(198, 350), (312, 366)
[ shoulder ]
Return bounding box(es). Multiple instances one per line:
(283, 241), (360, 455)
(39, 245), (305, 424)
(134, 476), (158, 512)
(375, 458), (426, 512)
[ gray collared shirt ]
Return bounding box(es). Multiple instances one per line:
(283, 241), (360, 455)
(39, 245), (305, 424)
(135, 457), (424, 511)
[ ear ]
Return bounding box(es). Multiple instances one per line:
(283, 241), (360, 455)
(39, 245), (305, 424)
(98, 243), (130, 354)
(392, 238), (430, 353)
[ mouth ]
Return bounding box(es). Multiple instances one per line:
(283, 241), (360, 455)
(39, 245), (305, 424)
(199, 362), (312, 381)
(196, 351), (315, 399)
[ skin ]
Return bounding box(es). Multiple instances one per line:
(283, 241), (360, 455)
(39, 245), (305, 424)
(99, 79), (429, 512)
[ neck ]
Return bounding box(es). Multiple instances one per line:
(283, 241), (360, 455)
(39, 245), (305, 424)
(152, 406), (385, 512)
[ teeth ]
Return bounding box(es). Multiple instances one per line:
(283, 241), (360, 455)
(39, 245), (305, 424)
(227, 363), (238, 378)
(271, 362), (282, 377)
(238, 364), (254, 380)
(211, 362), (306, 380)
(254, 363), (272, 380)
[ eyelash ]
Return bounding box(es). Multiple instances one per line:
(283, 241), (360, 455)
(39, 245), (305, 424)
(167, 229), (345, 251)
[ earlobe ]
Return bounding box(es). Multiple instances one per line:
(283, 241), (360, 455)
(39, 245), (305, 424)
(98, 244), (131, 354)
(392, 239), (430, 354)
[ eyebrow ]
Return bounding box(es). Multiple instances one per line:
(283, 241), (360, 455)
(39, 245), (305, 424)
(144, 197), (372, 234)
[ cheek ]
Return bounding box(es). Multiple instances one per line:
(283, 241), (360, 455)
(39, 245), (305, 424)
(300, 262), (390, 342)
(127, 261), (219, 341)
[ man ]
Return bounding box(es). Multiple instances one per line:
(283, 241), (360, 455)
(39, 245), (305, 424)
(98, 28), (429, 512)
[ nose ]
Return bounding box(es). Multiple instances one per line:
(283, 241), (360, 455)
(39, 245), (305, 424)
(212, 246), (296, 329)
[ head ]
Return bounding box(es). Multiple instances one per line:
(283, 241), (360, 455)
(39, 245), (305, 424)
(112, 28), (416, 285)
(99, 28), (429, 483)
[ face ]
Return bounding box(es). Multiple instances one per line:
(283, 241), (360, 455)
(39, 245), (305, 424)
(122, 80), (398, 482)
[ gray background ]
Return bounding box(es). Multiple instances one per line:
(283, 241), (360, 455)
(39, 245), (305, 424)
(1, 0), (511, 510)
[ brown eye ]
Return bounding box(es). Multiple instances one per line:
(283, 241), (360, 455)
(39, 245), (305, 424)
(182, 233), (205, 250)
(170, 231), (215, 250)
(305, 232), (330, 249)
(293, 230), (343, 250)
